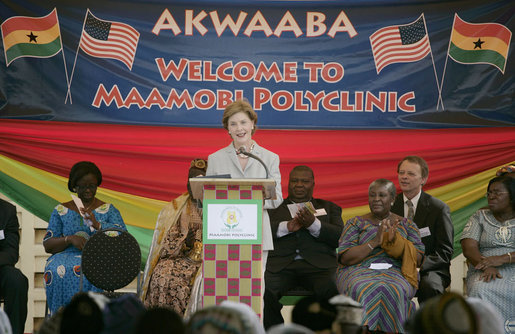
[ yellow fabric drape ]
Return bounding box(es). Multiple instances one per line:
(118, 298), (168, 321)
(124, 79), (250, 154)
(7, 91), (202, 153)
(381, 231), (419, 288)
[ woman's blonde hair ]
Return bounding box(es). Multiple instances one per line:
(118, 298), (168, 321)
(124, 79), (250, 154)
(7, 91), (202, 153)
(222, 99), (258, 135)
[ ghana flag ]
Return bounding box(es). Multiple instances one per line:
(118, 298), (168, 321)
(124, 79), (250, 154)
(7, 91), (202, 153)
(448, 14), (511, 74)
(1, 8), (62, 66)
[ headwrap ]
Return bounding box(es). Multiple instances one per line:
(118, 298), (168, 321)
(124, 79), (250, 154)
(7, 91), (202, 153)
(466, 297), (504, 334)
(0, 309), (12, 334)
(267, 324), (315, 334)
(329, 294), (363, 327)
(496, 164), (515, 176)
(190, 158), (207, 173)
(141, 158), (207, 305)
(405, 292), (477, 334)
(186, 301), (265, 334)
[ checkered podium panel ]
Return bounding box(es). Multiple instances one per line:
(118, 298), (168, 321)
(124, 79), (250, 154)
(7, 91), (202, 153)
(202, 183), (264, 317)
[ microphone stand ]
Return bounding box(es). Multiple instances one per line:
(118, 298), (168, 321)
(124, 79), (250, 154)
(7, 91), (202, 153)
(237, 147), (270, 179)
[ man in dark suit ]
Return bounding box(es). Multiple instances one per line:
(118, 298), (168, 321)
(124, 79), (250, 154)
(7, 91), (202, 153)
(0, 198), (28, 334)
(263, 165), (343, 329)
(391, 156), (454, 304)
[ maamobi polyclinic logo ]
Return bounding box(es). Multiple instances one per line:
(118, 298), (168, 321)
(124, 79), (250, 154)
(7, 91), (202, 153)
(221, 206), (242, 229)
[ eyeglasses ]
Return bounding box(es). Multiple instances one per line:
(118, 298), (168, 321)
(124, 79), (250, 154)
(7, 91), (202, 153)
(76, 183), (98, 192)
(485, 191), (508, 197)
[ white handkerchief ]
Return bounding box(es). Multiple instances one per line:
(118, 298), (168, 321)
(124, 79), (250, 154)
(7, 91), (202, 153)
(0, 230), (4, 240)
(71, 194), (95, 232)
(369, 263), (392, 270)
(71, 194), (85, 217)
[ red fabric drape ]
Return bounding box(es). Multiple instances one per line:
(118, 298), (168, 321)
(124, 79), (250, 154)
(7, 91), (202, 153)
(1, 119), (513, 208)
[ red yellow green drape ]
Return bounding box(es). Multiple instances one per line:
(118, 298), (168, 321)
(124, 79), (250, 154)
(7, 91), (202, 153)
(1, 119), (513, 261)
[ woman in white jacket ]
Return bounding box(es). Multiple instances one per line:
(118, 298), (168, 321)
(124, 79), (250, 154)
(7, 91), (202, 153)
(206, 99), (283, 270)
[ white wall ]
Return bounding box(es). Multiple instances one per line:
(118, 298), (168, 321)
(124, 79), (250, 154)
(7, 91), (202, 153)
(1, 193), (48, 333)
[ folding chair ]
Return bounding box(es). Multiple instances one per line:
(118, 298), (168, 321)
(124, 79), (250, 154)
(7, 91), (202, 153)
(79, 228), (141, 298)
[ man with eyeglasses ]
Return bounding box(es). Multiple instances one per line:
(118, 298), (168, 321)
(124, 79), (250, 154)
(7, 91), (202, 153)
(391, 156), (454, 304)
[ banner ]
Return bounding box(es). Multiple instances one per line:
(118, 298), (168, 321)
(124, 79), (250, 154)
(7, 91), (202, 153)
(0, 0), (513, 128)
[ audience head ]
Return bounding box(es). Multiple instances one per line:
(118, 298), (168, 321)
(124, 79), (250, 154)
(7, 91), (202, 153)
(486, 175), (515, 212)
(465, 297), (504, 334)
(288, 165), (315, 203)
(329, 295), (365, 334)
(60, 292), (104, 334)
(222, 99), (258, 135)
(102, 294), (146, 334)
(397, 155), (428, 198)
(405, 292), (477, 334)
(0, 309), (12, 334)
(368, 179), (396, 218)
(185, 301), (265, 334)
(132, 306), (185, 334)
(68, 161), (102, 193)
(291, 296), (336, 334)
(36, 309), (63, 334)
(267, 323), (315, 334)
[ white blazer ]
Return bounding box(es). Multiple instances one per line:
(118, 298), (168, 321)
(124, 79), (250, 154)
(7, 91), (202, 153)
(206, 142), (283, 250)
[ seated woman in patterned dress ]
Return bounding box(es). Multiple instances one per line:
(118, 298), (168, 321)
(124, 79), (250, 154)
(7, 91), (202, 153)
(461, 175), (514, 333)
(43, 161), (126, 314)
(336, 179), (424, 333)
(141, 159), (207, 317)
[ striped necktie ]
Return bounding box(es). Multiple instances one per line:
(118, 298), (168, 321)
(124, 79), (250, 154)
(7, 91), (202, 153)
(406, 199), (415, 220)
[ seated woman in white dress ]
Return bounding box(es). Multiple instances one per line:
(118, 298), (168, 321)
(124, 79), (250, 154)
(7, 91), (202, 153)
(460, 175), (514, 333)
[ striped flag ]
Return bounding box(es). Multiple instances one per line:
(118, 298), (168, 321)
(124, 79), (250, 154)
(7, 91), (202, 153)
(79, 10), (139, 70)
(448, 14), (511, 74)
(370, 15), (431, 74)
(1, 9), (62, 66)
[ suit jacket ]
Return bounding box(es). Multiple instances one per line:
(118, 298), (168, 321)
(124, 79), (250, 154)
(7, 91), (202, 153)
(392, 191), (454, 279)
(0, 198), (20, 268)
(206, 142), (283, 250)
(266, 197), (343, 273)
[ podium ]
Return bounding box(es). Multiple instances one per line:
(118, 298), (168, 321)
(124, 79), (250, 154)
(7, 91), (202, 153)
(189, 178), (276, 317)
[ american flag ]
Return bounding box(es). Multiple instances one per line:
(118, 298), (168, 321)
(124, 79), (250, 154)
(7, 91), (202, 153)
(370, 15), (431, 74)
(79, 10), (139, 70)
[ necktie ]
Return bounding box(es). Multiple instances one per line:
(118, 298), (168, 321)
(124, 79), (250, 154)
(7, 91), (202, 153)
(406, 200), (415, 220)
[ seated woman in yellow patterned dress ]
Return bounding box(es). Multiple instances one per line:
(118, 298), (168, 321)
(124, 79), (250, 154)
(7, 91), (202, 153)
(141, 159), (207, 317)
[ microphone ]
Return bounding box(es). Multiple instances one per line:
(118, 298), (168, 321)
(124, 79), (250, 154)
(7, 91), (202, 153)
(237, 146), (270, 179)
